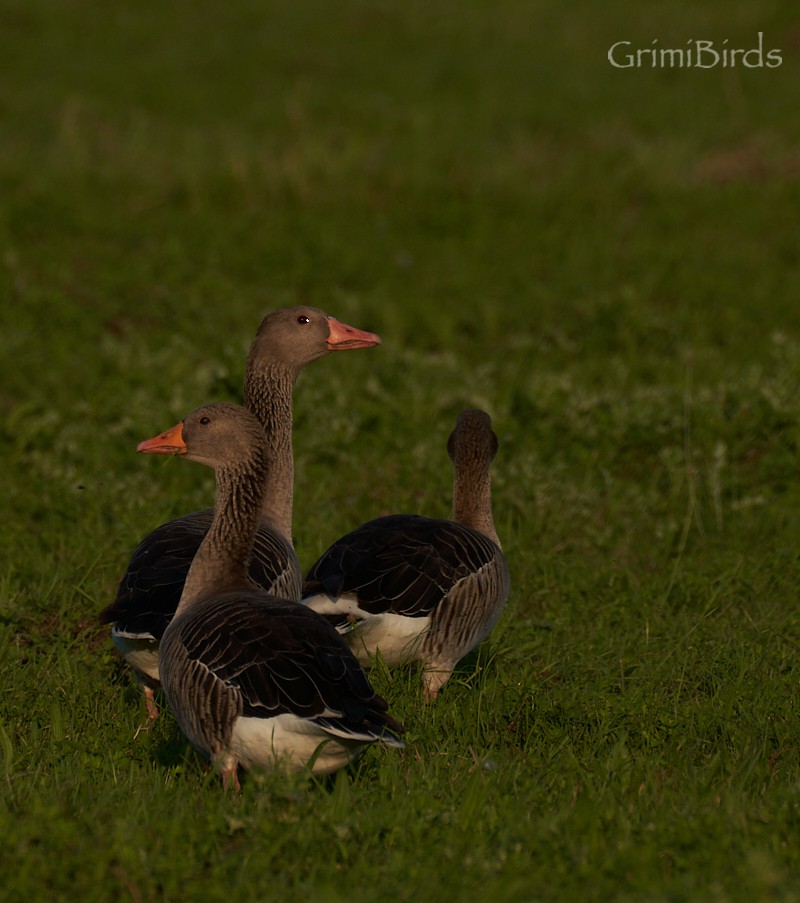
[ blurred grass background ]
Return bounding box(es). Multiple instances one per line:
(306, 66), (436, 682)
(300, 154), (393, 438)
(2, 1), (800, 900)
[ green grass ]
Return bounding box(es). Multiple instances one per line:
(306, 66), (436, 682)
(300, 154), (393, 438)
(2, 0), (800, 899)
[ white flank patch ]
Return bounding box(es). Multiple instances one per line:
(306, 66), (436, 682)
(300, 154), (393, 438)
(302, 593), (430, 665)
(229, 714), (362, 775)
(110, 629), (160, 682)
(346, 612), (430, 666)
(301, 592), (365, 619)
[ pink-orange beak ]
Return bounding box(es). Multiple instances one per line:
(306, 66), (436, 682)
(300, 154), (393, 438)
(137, 421), (187, 455)
(325, 317), (381, 350)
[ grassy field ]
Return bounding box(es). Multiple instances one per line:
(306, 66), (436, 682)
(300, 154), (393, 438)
(2, 0), (800, 899)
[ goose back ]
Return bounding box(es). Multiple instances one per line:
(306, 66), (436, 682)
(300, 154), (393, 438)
(301, 409), (510, 700)
(106, 509), (299, 641)
(161, 591), (404, 776)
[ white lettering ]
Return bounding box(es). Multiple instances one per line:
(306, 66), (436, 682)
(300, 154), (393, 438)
(637, 47), (657, 67)
(766, 48), (783, 67)
(742, 32), (765, 68)
(608, 41), (634, 68)
(659, 48), (684, 67)
(608, 34), (782, 70)
(694, 40), (720, 68)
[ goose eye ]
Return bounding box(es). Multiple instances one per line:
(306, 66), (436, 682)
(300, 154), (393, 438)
(199, 416), (211, 425)
(297, 315), (310, 325)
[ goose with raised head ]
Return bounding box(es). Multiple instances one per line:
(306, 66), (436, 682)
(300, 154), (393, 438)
(100, 307), (381, 722)
(302, 409), (510, 700)
(138, 403), (404, 791)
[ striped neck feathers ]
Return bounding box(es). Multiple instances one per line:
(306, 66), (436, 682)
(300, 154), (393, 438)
(178, 452), (268, 614)
(243, 365), (295, 541)
(451, 453), (500, 548)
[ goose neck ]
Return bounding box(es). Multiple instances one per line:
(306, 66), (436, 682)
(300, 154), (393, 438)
(177, 458), (266, 615)
(243, 366), (295, 541)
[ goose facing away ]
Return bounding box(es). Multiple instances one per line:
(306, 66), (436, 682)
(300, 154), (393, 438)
(100, 307), (381, 723)
(302, 409), (510, 701)
(138, 403), (404, 791)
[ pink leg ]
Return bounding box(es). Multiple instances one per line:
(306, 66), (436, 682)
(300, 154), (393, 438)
(133, 686), (160, 739)
(144, 686), (159, 722)
(221, 764), (241, 795)
(421, 663), (453, 702)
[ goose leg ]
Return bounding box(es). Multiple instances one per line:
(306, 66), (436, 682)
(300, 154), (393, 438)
(421, 663), (454, 701)
(221, 764), (241, 795)
(143, 686), (159, 722)
(133, 684), (160, 738)
(216, 751), (241, 794)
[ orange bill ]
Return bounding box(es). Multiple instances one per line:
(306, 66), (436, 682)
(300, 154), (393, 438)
(137, 421), (187, 455)
(325, 317), (382, 350)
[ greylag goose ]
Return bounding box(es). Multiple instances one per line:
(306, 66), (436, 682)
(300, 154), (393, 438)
(100, 307), (380, 722)
(302, 409), (510, 700)
(138, 403), (404, 790)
